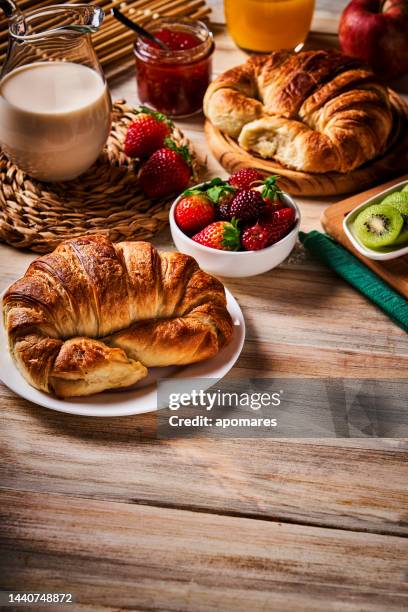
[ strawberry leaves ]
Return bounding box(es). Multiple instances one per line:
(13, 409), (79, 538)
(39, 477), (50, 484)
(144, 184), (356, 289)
(164, 137), (192, 167)
(207, 183), (236, 204)
(221, 218), (241, 250)
(183, 178), (236, 203)
(136, 105), (173, 128)
(262, 175), (282, 204)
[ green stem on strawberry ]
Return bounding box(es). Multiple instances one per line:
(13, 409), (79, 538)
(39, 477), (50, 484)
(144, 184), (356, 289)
(222, 218), (241, 250)
(262, 176), (282, 203)
(136, 105), (174, 128)
(164, 137), (192, 166)
(183, 177), (226, 197)
(207, 182), (236, 204)
(164, 136), (198, 182)
(182, 177), (235, 201)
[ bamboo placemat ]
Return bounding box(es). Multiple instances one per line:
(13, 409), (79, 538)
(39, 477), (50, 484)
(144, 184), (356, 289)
(0, 0), (212, 80)
(0, 100), (205, 253)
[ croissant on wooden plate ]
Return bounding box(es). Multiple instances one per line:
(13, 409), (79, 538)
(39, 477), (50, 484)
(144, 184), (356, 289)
(204, 50), (393, 174)
(2, 236), (233, 398)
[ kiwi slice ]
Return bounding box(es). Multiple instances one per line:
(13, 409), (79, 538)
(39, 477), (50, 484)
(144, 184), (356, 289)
(354, 203), (403, 249)
(394, 227), (408, 247)
(402, 184), (408, 194)
(381, 191), (408, 209)
(381, 192), (408, 246)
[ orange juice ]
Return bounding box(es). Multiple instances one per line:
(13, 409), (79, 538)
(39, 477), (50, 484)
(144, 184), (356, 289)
(224, 0), (315, 52)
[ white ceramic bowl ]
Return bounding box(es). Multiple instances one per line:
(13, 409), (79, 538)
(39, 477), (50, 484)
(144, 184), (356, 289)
(343, 179), (408, 261)
(170, 186), (300, 277)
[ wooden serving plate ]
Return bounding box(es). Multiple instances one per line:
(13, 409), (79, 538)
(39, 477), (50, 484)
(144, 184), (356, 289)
(321, 175), (408, 298)
(205, 90), (408, 197)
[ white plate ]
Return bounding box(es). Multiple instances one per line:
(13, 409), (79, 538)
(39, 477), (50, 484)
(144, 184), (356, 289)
(0, 289), (245, 417)
(343, 179), (408, 261)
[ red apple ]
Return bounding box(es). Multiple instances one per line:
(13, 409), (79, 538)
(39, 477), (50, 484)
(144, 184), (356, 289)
(339, 0), (408, 80)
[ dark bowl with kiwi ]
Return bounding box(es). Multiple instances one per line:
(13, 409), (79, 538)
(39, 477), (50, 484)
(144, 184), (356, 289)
(344, 180), (408, 261)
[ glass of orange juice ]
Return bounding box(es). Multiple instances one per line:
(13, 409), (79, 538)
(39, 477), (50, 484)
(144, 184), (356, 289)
(224, 0), (315, 53)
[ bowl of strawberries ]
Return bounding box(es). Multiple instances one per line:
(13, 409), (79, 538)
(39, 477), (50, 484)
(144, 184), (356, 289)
(170, 169), (300, 277)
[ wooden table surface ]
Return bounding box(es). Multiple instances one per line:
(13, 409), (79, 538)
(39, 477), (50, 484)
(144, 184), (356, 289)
(1, 2), (408, 610)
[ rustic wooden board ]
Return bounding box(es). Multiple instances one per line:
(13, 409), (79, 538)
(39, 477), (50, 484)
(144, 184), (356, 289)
(321, 175), (408, 299)
(1, 387), (407, 535)
(1, 490), (408, 611)
(204, 91), (408, 196)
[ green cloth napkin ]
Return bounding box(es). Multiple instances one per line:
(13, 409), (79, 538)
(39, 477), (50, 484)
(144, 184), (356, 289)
(299, 230), (408, 334)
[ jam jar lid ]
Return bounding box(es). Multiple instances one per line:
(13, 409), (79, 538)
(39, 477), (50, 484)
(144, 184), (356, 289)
(134, 18), (214, 65)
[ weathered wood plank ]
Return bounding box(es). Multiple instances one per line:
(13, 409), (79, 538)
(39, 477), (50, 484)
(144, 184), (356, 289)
(1, 491), (407, 612)
(1, 390), (407, 535)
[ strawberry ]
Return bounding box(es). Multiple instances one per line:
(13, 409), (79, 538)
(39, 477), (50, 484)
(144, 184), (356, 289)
(258, 176), (284, 223)
(192, 219), (241, 251)
(124, 107), (172, 158)
(139, 138), (192, 198)
(184, 177), (237, 221)
(264, 207), (296, 245)
(229, 168), (263, 190)
(229, 189), (263, 223)
(242, 222), (272, 251)
(260, 200), (285, 224)
(175, 193), (215, 235)
(243, 207), (296, 250)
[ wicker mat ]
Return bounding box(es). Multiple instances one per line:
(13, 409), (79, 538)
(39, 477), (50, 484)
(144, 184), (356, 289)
(0, 100), (204, 253)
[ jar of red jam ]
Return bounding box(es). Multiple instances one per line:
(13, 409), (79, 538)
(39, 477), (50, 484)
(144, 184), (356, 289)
(134, 19), (214, 117)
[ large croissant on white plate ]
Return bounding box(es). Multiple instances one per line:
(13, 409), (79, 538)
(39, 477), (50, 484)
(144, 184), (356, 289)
(3, 236), (233, 398)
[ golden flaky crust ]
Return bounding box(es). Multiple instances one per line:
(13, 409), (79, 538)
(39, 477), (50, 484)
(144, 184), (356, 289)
(204, 50), (393, 173)
(3, 236), (233, 398)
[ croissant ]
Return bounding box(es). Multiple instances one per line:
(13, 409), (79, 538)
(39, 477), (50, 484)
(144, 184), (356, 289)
(3, 236), (233, 398)
(204, 50), (393, 174)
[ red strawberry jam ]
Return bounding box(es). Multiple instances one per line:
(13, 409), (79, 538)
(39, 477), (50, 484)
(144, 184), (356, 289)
(134, 19), (214, 117)
(150, 28), (203, 50)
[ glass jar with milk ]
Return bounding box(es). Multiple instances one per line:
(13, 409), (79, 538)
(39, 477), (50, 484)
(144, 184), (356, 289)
(0, 4), (112, 182)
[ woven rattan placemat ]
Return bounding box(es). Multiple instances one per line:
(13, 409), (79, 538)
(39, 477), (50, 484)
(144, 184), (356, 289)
(0, 100), (204, 253)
